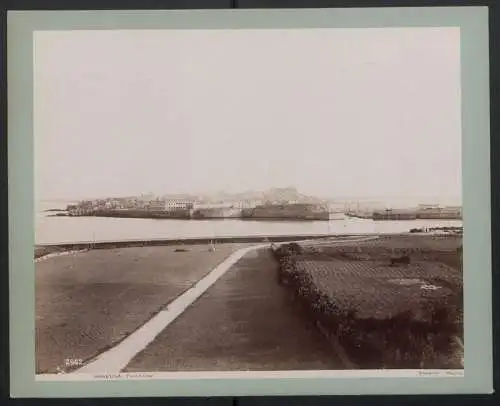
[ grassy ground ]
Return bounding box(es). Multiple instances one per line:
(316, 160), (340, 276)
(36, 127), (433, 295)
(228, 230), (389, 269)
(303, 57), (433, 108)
(35, 243), (247, 374)
(274, 234), (463, 369)
(316, 234), (463, 271)
(125, 249), (343, 372)
(296, 259), (460, 320)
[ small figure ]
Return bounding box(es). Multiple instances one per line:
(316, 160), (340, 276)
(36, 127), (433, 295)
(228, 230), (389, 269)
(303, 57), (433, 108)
(208, 240), (216, 252)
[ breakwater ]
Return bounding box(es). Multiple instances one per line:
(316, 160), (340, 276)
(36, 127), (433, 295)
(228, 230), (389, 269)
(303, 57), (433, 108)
(35, 234), (373, 259)
(347, 206), (462, 220)
(39, 234), (366, 249)
(347, 212), (462, 220)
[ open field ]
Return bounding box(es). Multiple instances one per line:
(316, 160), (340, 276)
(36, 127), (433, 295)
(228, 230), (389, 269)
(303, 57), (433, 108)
(124, 249), (343, 372)
(296, 259), (461, 320)
(318, 233), (463, 270)
(273, 234), (463, 369)
(35, 243), (248, 374)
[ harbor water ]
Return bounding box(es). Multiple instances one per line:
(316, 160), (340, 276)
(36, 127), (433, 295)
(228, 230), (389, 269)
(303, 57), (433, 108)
(36, 201), (462, 245)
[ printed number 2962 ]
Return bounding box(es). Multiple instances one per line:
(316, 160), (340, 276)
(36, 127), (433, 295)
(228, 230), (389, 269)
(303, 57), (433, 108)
(65, 358), (83, 367)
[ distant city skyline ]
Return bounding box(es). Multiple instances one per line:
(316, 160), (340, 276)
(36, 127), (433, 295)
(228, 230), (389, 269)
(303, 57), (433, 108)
(35, 28), (462, 204)
(39, 186), (461, 207)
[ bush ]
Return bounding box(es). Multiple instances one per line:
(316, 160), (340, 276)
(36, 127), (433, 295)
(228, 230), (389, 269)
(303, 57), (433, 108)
(287, 242), (304, 255)
(273, 242), (303, 259)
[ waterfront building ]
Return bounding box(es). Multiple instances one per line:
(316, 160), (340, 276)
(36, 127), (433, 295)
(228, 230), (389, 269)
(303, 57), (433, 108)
(418, 204), (439, 210)
(442, 205), (462, 215)
(107, 199), (120, 209)
(194, 202), (232, 209)
(67, 204), (78, 216)
(235, 200), (262, 209)
(165, 199), (195, 211)
(148, 199), (167, 212)
(440, 205), (462, 219)
(416, 204), (444, 219)
(78, 200), (94, 214)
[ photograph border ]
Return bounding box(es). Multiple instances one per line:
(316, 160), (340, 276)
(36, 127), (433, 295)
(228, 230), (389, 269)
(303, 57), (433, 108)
(8, 6), (491, 397)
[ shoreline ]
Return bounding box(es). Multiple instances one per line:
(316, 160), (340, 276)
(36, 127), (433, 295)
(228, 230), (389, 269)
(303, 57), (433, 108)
(51, 212), (343, 221)
(34, 229), (461, 260)
(34, 234), (360, 260)
(46, 211), (462, 221)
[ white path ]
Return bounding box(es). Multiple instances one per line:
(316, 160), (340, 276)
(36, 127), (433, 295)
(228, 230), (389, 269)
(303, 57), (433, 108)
(41, 236), (378, 376)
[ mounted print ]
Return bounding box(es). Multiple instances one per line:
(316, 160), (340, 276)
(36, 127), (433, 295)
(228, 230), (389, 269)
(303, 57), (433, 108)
(8, 7), (492, 397)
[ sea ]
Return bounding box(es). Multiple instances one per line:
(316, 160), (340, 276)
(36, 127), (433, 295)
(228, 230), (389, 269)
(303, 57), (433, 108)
(36, 200), (463, 245)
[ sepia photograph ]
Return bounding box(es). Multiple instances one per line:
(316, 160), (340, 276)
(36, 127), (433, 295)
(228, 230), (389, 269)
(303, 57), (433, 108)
(33, 26), (465, 380)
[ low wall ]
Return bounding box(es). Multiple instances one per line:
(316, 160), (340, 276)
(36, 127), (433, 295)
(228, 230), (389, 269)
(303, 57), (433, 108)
(35, 234), (373, 258)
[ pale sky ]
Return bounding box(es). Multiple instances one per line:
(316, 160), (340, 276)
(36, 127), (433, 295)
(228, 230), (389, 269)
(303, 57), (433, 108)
(34, 27), (462, 203)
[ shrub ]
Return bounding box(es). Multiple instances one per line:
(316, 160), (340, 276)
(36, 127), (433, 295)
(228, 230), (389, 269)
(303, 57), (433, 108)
(287, 242), (304, 255)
